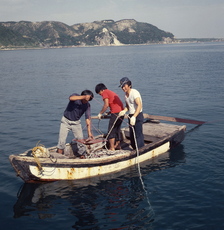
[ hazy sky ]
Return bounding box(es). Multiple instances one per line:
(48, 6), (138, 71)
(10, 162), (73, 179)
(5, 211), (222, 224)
(1, 0), (224, 38)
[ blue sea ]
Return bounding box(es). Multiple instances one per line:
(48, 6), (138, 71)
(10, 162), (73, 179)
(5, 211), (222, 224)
(0, 43), (224, 230)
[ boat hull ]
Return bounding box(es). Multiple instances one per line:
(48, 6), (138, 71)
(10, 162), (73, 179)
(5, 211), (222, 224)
(9, 123), (186, 183)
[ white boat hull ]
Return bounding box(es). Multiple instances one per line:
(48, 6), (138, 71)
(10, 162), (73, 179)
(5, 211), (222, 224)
(28, 142), (170, 181)
(9, 121), (186, 182)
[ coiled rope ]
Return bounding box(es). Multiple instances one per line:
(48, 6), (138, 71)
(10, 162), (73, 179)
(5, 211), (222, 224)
(31, 141), (46, 171)
(31, 141), (57, 172)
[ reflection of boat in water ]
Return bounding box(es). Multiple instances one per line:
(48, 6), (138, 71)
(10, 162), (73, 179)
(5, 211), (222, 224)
(13, 146), (186, 225)
(9, 115), (188, 183)
(14, 177), (156, 228)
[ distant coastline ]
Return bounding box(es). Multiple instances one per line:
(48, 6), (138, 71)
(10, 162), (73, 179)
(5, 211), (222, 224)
(1, 38), (224, 51)
(0, 19), (173, 49)
(1, 20), (224, 50)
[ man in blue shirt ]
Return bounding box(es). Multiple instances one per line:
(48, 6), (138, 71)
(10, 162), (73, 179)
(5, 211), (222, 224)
(57, 90), (94, 157)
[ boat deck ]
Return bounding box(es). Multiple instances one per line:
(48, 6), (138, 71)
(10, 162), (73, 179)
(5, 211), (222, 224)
(46, 121), (186, 160)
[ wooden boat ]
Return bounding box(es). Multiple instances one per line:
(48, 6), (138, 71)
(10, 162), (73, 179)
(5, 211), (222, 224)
(9, 114), (204, 183)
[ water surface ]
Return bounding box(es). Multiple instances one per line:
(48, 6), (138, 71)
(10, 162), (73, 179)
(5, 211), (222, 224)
(0, 43), (224, 229)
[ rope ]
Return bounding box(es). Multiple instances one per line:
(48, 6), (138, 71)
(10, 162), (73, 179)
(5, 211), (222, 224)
(31, 141), (45, 172)
(104, 115), (120, 150)
(88, 96), (153, 214)
(31, 141), (57, 172)
(97, 111), (152, 208)
(129, 116), (154, 215)
(91, 115), (118, 152)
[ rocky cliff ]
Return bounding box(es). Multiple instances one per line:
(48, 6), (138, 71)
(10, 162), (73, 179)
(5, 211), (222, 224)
(0, 19), (174, 48)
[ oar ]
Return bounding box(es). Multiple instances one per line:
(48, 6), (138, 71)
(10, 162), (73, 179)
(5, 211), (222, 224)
(92, 114), (205, 125)
(143, 113), (206, 125)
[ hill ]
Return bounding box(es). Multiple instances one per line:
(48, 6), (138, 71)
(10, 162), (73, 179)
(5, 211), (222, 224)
(0, 19), (174, 48)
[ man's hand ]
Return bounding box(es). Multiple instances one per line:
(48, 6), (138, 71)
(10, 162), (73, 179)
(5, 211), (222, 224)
(84, 95), (92, 101)
(130, 116), (136, 126)
(119, 110), (126, 117)
(98, 113), (102, 119)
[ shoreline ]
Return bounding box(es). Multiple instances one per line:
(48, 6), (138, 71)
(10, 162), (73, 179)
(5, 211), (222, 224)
(1, 39), (224, 51)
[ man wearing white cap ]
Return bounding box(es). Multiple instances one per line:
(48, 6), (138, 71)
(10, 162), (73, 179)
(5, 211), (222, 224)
(119, 77), (144, 149)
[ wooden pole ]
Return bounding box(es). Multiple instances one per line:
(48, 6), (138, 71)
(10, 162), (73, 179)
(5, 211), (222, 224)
(91, 114), (205, 125)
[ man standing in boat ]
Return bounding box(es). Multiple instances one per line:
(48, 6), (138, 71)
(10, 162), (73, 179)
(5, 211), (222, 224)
(119, 77), (144, 149)
(95, 83), (124, 151)
(56, 90), (94, 157)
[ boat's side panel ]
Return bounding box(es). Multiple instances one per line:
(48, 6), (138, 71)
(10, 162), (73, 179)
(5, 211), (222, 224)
(29, 141), (170, 181)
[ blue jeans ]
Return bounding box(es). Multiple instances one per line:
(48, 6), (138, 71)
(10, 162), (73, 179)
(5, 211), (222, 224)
(57, 116), (86, 155)
(129, 112), (144, 149)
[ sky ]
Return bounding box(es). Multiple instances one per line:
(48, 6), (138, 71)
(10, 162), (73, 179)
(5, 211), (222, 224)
(1, 0), (224, 38)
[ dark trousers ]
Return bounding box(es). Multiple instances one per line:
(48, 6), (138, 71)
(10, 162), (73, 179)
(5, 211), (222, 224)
(129, 112), (144, 149)
(107, 113), (124, 141)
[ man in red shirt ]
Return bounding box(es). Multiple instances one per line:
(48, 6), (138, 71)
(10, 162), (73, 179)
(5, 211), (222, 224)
(95, 83), (124, 150)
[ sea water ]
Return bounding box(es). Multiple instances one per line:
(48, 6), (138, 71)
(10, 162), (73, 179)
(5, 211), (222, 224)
(0, 43), (224, 229)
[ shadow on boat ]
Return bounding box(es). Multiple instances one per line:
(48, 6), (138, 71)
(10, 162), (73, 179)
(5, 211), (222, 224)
(13, 145), (185, 228)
